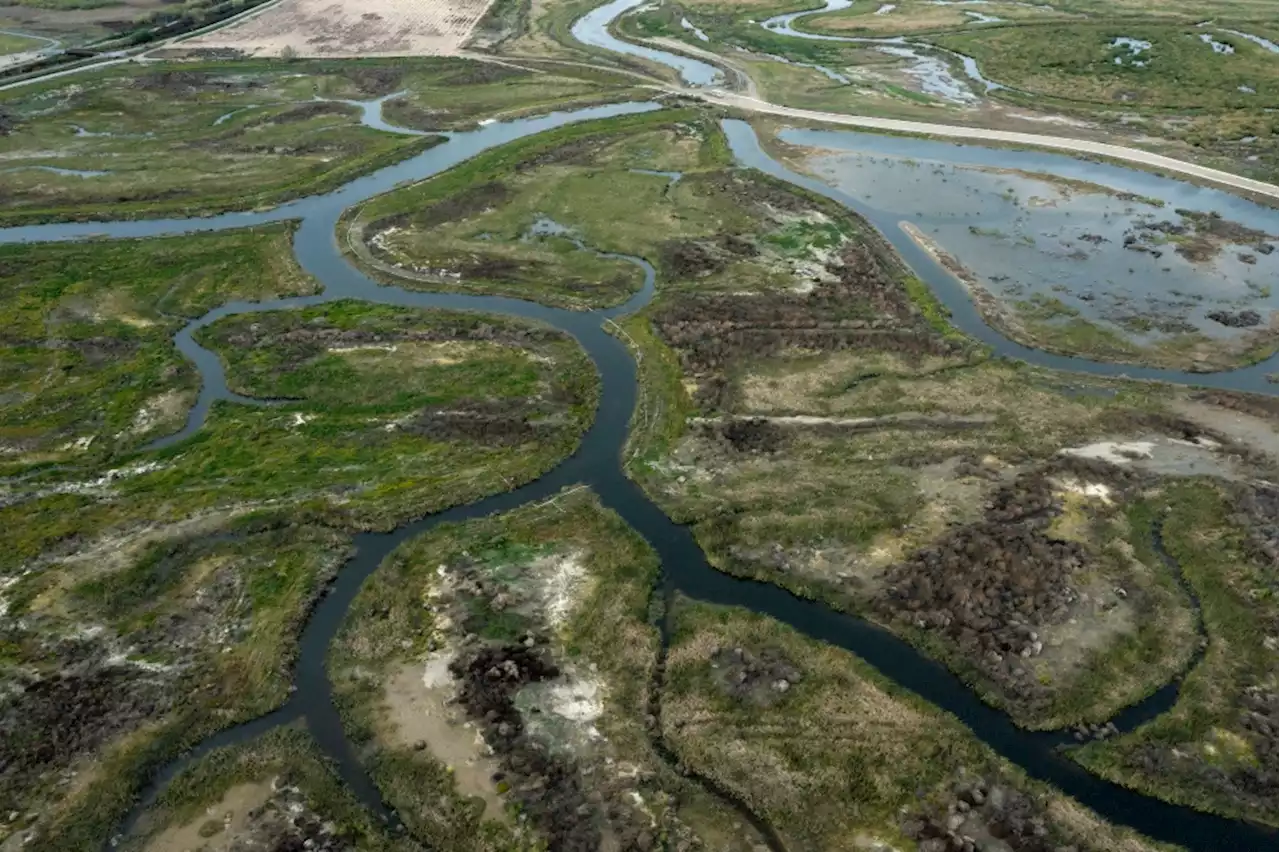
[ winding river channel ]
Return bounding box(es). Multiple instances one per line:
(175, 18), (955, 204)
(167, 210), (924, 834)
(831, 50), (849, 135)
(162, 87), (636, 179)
(758, 0), (1014, 98)
(4, 33), (1277, 852)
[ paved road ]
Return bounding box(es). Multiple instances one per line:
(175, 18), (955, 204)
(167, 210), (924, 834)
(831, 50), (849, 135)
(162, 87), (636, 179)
(699, 91), (1280, 200)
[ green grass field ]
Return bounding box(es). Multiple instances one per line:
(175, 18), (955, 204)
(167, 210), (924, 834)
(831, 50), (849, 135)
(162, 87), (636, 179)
(0, 58), (641, 224)
(0, 226), (601, 851)
(0, 31), (45, 55)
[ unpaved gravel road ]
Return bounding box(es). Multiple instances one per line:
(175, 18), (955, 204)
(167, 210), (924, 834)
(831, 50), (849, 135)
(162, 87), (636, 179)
(698, 91), (1280, 200)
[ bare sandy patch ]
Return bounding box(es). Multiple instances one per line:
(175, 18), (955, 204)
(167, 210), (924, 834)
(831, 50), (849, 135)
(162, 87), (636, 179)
(185, 0), (498, 58)
(129, 389), (192, 436)
(526, 551), (590, 628)
(1060, 435), (1249, 480)
(144, 780), (275, 852)
(382, 658), (507, 820)
(335, 339), (514, 368)
(1169, 398), (1277, 459)
(517, 665), (607, 756)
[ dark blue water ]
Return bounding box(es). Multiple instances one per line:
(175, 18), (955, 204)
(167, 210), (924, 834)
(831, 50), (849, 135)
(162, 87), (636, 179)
(7, 100), (1265, 850)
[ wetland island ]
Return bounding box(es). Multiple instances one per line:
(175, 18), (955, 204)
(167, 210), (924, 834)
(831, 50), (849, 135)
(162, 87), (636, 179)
(0, 0), (1275, 851)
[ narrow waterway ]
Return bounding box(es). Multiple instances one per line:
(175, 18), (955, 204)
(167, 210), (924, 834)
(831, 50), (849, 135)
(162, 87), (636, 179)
(757, 0), (1012, 98)
(571, 0), (723, 86)
(4, 94), (1272, 849)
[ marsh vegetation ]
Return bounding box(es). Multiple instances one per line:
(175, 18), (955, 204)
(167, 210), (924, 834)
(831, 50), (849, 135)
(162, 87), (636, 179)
(0, 227), (599, 851)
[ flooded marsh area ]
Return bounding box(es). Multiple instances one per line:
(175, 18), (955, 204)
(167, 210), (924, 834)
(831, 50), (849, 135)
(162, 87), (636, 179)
(779, 126), (1279, 370)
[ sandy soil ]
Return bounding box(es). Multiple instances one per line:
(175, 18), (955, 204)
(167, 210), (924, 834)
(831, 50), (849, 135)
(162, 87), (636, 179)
(184, 0), (498, 58)
(382, 658), (507, 819)
(0, 49), (44, 72)
(1169, 398), (1278, 459)
(1060, 435), (1253, 480)
(144, 780), (275, 852)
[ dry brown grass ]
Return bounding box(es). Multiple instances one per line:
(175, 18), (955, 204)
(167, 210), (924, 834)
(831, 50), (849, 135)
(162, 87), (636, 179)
(662, 599), (973, 850)
(738, 350), (965, 414)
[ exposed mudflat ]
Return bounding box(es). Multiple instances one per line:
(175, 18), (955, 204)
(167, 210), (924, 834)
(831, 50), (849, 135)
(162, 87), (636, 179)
(382, 659), (507, 820)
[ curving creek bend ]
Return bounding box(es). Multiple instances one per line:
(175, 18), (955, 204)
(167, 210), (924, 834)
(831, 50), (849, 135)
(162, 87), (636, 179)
(4, 73), (1277, 852)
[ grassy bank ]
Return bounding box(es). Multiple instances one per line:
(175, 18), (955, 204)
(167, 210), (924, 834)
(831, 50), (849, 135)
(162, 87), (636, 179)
(0, 228), (603, 850)
(663, 594), (1177, 850)
(1072, 481), (1278, 826)
(0, 57), (645, 224)
(329, 488), (758, 850)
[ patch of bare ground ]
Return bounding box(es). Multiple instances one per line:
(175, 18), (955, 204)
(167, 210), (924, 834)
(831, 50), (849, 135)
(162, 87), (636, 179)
(143, 773), (359, 852)
(143, 780), (275, 852)
(126, 390), (193, 439)
(185, 0), (498, 58)
(381, 658), (506, 820)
